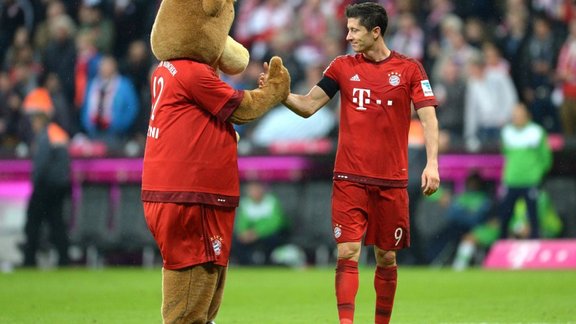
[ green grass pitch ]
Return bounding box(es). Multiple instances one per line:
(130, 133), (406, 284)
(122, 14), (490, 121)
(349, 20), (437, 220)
(0, 266), (575, 323)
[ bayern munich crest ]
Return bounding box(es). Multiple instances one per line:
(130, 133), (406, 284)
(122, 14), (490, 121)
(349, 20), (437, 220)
(211, 236), (223, 256)
(388, 72), (401, 86)
(334, 225), (342, 239)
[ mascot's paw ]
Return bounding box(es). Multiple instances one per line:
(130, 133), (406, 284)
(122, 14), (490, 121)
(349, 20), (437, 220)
(265, 56), (290, 101)
(228, 56), (291, 125)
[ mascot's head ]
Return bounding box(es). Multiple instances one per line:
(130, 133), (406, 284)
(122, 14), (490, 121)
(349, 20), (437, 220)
(150, 0), (249, 75)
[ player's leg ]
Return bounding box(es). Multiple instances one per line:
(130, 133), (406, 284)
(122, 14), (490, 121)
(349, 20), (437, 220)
(373, 248), (397, 324)
(336, 242), (362, 324)
(332, 180), (368, 324)
(367, 186), (409, 324)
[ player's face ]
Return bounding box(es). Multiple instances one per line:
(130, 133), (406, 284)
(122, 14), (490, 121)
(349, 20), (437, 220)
(346, 18), (376, 53)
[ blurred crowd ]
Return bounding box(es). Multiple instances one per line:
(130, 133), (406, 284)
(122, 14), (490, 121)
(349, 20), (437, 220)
(1, 0), (576, 158)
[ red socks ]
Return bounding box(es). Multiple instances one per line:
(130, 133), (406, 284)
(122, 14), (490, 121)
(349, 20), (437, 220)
(374, 265), (398, 324)
(335, 259), (359, 324)
(336, 261), (398, 324)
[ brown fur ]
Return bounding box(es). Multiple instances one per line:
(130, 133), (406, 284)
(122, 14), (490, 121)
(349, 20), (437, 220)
(229, 56), (291, 124)
(150, 0), (249, 75)
(162, 264), (227, 324)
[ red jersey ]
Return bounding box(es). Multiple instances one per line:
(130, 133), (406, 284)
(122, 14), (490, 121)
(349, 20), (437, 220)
(141, 60), (244, 207)
(323, 52), (437, 187)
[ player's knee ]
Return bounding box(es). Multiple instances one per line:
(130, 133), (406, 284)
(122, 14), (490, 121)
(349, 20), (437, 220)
(375, 249), (396, 267)
(337, 243), (361, 261)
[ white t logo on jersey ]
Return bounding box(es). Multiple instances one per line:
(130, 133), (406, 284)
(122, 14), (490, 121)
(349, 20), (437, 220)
(352, 88), (383, 111)
(352, 88), (371, 110)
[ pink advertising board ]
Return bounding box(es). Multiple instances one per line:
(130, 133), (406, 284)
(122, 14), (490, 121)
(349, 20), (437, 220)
(484, 240), (576, 269)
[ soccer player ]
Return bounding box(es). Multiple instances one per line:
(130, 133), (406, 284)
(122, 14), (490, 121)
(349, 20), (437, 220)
(281, 3), (440, 323)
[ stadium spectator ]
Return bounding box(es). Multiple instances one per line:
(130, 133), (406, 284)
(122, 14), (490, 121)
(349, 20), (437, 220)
(41, 14), (77, 107)
(518, 13), (562, 132)
(233, 181), (289, 265)
(74, 31), (102, 110)
(433, 58), (466, 148)
(80, 55), (139, 150)
(387, 12), (425, 62)
(0, 70), (24, 150)
(464, 52), (518, 152)
(463, 17), (489, 50)
(0, 0), (34, 65)
(294, 0), (343, 68)
(234, 0), (295, 60)
(499, 102), (553, 239)
(452, 189), (562, 271)
(483, 41), (510, 74)
(429, 170), (493, 264)
(33, 0), (68, 54)
(2, 26), (33, 71)
(21, 83), (72, 267)
(423, 0), (455, 69)
(431, 14), (480, 83)
(118, 39), (154, 137)
(110, 0), (149, 58)
(495, 1), (530, 99)
(77, 0), (115, 54)
(555, 17), (576, 137)
(44, 71), (75, 136)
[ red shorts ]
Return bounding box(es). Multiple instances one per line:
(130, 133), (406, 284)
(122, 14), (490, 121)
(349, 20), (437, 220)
(143, 202), (235, 269)
(332, 180), (410, 250)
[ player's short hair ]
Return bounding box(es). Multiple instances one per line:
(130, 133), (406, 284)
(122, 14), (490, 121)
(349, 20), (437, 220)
(345, 2), (389, 36)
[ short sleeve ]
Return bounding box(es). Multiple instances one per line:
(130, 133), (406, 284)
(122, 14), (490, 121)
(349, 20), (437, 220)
(179, 64), (243, 121)
(409, 60), (438, 110)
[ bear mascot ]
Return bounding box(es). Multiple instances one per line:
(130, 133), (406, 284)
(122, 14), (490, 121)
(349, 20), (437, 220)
(141, 1), (290, 323)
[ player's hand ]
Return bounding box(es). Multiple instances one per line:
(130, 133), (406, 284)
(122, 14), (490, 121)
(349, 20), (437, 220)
(421, 164), (440, 196)
(258, 61), (269, 88)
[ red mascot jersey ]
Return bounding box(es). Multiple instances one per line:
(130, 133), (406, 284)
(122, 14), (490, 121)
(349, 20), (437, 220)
(324, 52), (437, 187)
(141, 60), (244, 207)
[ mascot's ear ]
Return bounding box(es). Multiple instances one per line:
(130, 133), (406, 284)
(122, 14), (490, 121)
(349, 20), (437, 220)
(203, 0), (226, 17)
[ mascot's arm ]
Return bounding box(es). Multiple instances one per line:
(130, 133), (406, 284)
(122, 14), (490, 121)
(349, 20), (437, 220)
(229, 56), (290, 124)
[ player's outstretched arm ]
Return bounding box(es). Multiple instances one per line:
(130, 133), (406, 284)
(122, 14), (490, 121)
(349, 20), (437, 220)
(283, 86), (330, 118)
(417, 106), (440, 196)
(257, 61), (329, 118)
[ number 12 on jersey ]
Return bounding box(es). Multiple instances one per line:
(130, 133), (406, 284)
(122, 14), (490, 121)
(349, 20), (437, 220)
(148, 76), (164, 139)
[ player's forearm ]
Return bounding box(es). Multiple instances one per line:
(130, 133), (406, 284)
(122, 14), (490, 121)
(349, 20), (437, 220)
(419, 108), (440, 167)
(283, 86), (330, 118)
(283, 93), (316, 118)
